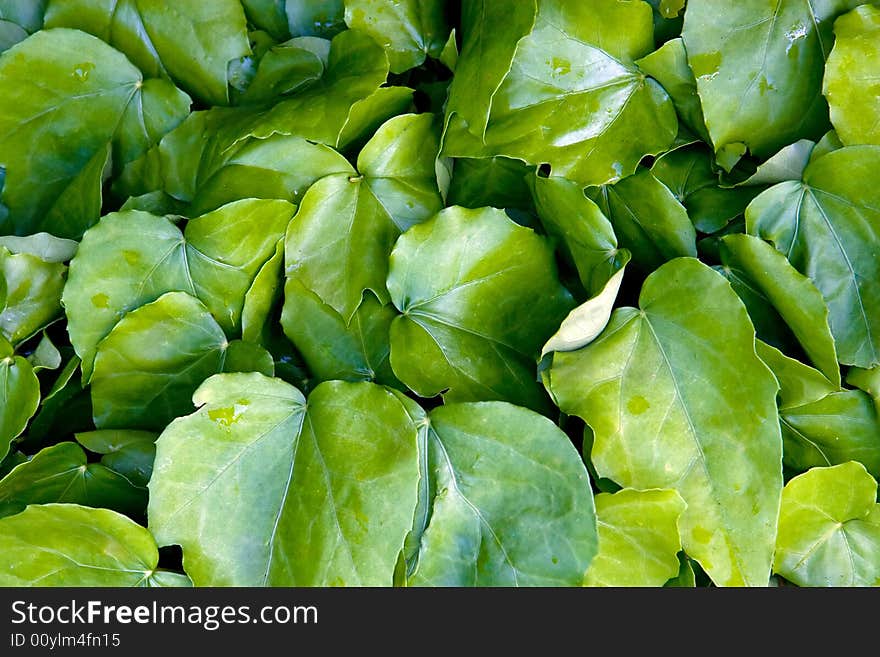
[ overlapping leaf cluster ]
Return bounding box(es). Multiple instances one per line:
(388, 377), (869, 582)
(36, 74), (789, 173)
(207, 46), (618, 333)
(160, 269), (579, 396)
(0, 0), (878, 587)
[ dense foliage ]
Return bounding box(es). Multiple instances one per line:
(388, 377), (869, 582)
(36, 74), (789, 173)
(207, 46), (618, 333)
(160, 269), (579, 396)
(1, 0), (879, 587)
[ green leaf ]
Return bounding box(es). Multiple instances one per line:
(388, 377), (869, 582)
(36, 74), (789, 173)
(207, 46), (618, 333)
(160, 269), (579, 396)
(356, 113), (445, 233)
(530, 174), (626, 296)
(221, 339), (275, 377)
(443, 0), (677, 186)
(546, 258), (783, 586)
(651, 144), (760, 233)
(281, 281), (399, 386)
(149, 374), (420, 586)
(63, 199), (295, 379)
(0, 29), (190, 238)
(0, 442), (145, 518)
(284, 113), (443, 322)
(27, 332), (62, 372)
(682, 0), (863, 161)
(45, 0), (250, 105)
(584, 488), (686, 587)
(408, 402), (598, 586)
(774, 462), (880, 586)
(0, 0), (47, 33)
(387, 206), (574, 410)
(0, 248), (65, 346)
(114, 78), (191, 170)
(345, 0), (449, 73)
(0, 503), (190, 586)
(21, 356), (88, 449)
(75, 429), (156, 488)
(444, 0), (537, 141)
(286, 0), (345, 38)
(824, 5), (880, 146)
(746, 146), (880, 367)
(89, 292), (230, 430)
(438, 27), (457, 71)
(734, 139), (816, 187)
(244, 30), (391, 145)
(120, 191), (187, 216)
(236, 39), (325, 104)
(755, 340), (838, 409)
(587, 169), (697, 272)
(665, 553), (697, 588)
(542, 264), (628, 357)
(848, 365), (880, 407)
(183, 131), (350, 214)
(241, 240), (285, 345)
(0, 20), (26, 52)
(241, 0), (290, 40)
(782, 389), (880, 477)
(636, 38), (709, 142)
(0, 232), (78, 262)
(448, 157), (535, 213)
(0, 351), (39, 461)
(720, 234), (839, 385)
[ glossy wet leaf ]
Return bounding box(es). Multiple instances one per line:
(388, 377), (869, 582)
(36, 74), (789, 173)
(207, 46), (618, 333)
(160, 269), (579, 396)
(0, 29), (189, 238)
(682, 0), (863, 161)
(0, 503), (190, 586)
(345, 0), (449, 74)
(587, 169), (697, 272)
(443, 0), (677, 186)
(388, 206), (574, 410)
(0, 248), (65, 346)
(63, 199), (295, 378)
(774, 462), (880, 586)
(720, 234), (839, 385)
(408, 402), (597, 586)
(547, 258), (783, 586)
(0, 442), (145, 518)
(149, 374), (420, 586)
(824, 5), (880, 146)
(44, 0), (250, 105)
(584, 488), (686, 587)
(746, 146), (880, 367)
